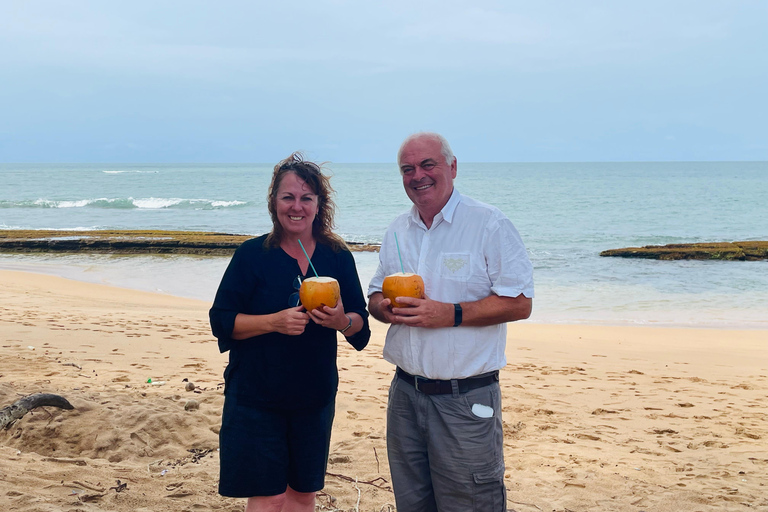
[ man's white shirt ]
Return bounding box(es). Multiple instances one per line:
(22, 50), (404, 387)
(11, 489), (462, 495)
(368, 189), (534, 380)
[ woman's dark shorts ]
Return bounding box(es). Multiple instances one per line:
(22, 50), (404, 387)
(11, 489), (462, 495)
(218, 394), (336, 497)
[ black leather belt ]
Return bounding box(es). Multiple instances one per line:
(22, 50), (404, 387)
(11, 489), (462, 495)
(396, 367), (498, 395)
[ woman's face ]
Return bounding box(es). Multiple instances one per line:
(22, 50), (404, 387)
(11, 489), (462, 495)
(275, 171), (319, 240)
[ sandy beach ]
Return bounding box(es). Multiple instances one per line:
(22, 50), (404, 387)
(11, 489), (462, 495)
(1, 269), (767, 511)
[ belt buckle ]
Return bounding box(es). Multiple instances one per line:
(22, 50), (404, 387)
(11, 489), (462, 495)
(413, 375), (424, 392)
(413, 376), (443, 394)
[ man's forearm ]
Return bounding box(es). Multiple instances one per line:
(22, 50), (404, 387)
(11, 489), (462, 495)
(459, 294), (532, 327)
(390, 293), (532, 329)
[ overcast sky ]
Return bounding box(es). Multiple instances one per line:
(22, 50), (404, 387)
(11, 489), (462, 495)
(1, 1), (766, 163)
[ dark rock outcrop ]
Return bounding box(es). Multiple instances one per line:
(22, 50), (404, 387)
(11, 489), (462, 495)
(600, 241), (768, 261)
(0, 230), (380, 255)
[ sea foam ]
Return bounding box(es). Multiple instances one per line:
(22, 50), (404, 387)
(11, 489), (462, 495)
(1, 198), (249, 210)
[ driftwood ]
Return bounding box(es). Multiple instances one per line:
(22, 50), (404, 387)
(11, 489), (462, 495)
(0, 393), (74, 430)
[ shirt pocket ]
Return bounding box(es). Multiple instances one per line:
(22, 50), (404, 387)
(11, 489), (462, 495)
(439, 252), (471, 280)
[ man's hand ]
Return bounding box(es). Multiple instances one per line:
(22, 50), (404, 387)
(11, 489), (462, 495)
(390, 295), (454, 328)
(368, 292), (400, 324)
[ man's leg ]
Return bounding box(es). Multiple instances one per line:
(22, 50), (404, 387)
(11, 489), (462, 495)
(386, 374), (438, 512)
(428, 382), (507, 512)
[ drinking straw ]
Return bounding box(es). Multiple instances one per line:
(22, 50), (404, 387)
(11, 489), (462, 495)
(297, 239), (319, 277)
(394, 232), (405, 274)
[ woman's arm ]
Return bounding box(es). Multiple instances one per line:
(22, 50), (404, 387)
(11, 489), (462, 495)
(232, 307), (310, 339)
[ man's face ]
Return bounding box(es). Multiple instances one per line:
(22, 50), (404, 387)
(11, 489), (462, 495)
(398, 137), (457, 214)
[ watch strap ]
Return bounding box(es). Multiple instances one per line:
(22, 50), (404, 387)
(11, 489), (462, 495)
(339, 315), (353, 334)
(453, 303), (462, 327)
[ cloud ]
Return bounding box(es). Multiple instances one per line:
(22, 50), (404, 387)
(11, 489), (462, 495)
(0, 0), (765, 162)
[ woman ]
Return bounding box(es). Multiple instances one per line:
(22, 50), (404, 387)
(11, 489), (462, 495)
(209, 152), (371, 512)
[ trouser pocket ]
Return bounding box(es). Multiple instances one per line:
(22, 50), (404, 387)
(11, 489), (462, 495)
(471, 460), (506, 511)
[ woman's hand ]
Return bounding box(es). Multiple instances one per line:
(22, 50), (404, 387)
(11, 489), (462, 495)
(232, 308), (309, 339)
(271, 306), (311, 336)
(307, 296), (350, 331)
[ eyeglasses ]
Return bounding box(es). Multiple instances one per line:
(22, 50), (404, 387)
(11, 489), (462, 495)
(288, 275), (302, 307)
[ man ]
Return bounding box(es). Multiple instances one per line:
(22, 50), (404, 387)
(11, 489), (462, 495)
(367, 132), (534, 512)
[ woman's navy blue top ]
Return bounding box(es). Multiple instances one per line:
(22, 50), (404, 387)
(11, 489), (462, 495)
(209, 235), (371, 410)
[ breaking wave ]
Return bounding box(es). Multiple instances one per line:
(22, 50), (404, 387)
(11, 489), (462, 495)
(0, 198), (251, 210)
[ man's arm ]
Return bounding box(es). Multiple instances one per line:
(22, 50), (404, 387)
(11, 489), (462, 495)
(381, 293), (532, 329)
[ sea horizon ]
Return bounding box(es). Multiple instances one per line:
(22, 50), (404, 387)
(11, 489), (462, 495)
(4, 160), (765, 171)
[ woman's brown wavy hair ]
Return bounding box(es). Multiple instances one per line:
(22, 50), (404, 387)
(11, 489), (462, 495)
(264, 152), (347, 251)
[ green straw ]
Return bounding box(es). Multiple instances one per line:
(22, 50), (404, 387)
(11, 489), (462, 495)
(297, 239), (319, 277)
(394, 232), (405, 274)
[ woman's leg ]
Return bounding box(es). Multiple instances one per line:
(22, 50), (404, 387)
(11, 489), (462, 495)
(245, 493), (286, 512)
(283, 486), (316, 512)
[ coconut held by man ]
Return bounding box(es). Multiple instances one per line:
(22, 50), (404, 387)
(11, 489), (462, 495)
(382, 272), (424, 308)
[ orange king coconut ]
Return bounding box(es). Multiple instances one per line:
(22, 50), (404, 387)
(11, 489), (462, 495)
(382, 272), (424, 308)
(299, 276), (340, 312)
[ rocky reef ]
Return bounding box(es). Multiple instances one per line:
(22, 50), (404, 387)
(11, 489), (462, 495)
(0, 230), (380, 255)
(600, 241), (768, 261)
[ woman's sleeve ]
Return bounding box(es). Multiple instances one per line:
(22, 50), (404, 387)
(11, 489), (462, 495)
(209, 242), (257, 353)
(338, 249), (371, 351)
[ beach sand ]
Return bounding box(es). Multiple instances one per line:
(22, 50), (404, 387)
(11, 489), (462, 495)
(1, 270), (766, 511)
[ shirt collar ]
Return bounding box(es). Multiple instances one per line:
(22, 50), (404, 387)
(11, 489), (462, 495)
(407, 188), (462, 229)
(441, 188), (461, 224)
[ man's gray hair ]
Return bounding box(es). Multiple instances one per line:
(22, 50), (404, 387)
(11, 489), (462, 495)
(397, 132), (456, 167)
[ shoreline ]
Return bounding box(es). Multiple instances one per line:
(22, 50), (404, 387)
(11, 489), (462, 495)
(1, 270), (766, 511)
(1, 255), (766, 330)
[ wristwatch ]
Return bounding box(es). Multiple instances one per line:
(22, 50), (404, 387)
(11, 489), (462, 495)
(453, 303), (462, 327)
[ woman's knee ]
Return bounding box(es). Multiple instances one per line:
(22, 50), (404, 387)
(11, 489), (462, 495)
(245, 493), (286, 512)
(286, 486), (316, 506)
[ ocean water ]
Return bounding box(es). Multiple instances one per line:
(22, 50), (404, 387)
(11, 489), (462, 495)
(1, 162), (767, 328)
